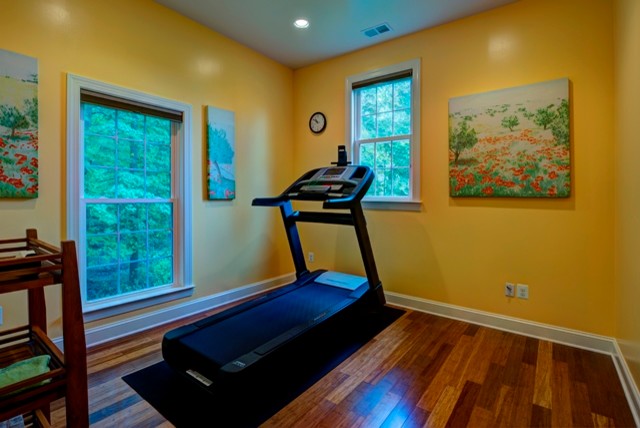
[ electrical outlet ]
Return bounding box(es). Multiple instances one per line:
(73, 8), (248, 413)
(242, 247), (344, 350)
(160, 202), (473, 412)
(517, 283), (529, 299)
(308, 252), (314, 263)
(505, 282), (515, 297)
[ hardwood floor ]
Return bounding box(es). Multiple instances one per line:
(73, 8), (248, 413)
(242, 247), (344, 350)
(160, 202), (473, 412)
(49, 307), (636, 427)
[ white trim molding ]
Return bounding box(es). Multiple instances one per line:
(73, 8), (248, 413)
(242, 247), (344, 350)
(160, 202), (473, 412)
(385, 291), (640, 426)
(65, 73), (194, 320)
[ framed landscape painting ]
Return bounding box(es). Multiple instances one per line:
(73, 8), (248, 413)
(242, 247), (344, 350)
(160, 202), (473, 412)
(449, 78), (570, 198)
(207, 106), (236, 200)
(0, 49), (38, 198)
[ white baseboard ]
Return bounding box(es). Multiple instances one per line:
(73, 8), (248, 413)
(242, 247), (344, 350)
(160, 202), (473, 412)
(385, 291), (640, 427)
(54, 273), (295, 349)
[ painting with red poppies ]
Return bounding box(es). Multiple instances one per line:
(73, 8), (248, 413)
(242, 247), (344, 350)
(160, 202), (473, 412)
(0, 49), (38, 198)
(449, 78), (570, 198)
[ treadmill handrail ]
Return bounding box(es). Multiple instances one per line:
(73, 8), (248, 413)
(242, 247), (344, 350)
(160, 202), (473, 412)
(251, 164), (384, 308)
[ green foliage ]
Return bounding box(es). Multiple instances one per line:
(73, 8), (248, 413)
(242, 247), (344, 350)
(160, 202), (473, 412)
(24, 98), (37, 127)
(501, 115), (519, 132)
(82, 102), (175, 302)
(534, 106), (556, 130)
(356, 77), (412, 197)
(550, 99), (570, 146)
(360, 140), (410, 197)
(0, 105), (29, 137)
(208, 126), (234, 164)
(449, 119), (478, 164)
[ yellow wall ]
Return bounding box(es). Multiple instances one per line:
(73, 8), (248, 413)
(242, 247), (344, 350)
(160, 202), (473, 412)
(615, 0), (640, 386)
(293, 0), (615, 335)
(0, 0), (623, 343)
(1, 0), (294, 334)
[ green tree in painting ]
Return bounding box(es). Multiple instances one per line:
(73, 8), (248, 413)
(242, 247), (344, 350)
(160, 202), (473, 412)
(208, 125), (234, 192)
(208, 126), (234, 164)
(0, 105), (29, 137)
(533, 105), (557, 130)
(449, 119), (478, 165)
(501, 115), (519, 132)
(550, 99), (570, 146)
(24, 98), (38, 127)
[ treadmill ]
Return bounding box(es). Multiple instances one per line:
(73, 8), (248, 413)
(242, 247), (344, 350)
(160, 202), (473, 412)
(162, 152), (385, 390)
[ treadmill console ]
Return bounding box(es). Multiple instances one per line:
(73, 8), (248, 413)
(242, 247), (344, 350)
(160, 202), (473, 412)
(284, 165), (371, 202)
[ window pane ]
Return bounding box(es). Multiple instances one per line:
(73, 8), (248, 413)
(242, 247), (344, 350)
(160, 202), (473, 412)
(84, 104), (115, 136)
(146, 117), (172, 144)
(119, 232), (147, 261)
(394, 79), (411, 110)
(85, 167), (116, 198)
(87, 204), (117, 234)
(360, 88), (377, 116)
(360, 114), (376, 140)
(392, 140), (411, 167)
(120, 261), (148, 293)
(149, 230), (172, 258)
(148, 203), (172, 230)
(374, 168), (392, 196)
(377, 84), (393, 113)
(86, 265), (119, 300)
(376, 142), (392, 169)
(147, 143), (171, 171)
(116, 169), (146, 198)
(146, 171), (171, 198)
(377, 112), (393, 138)
(392, 167), (410, 197)
(117, 110), (145, 141)
(85, 135), (115, 167)
(393, 109), (410, 135)
(149, 257), (173, 288)
(117, 139), (145, 170)
(86, 234), (118, 267)
(120, 203), (147, 232)
(360, 143), (375, 167)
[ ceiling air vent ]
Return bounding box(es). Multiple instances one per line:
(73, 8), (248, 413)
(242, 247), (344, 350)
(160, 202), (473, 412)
(362, 22), (393, 38)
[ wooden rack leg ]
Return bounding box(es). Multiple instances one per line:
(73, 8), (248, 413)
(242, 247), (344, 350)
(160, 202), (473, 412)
(61, 240), (89, 427)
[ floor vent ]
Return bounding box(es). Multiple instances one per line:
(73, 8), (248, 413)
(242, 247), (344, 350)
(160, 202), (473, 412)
(362, 22), (393, 38)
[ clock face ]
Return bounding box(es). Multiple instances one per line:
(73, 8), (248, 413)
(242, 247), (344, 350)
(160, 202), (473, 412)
(309, 112), (326, 134)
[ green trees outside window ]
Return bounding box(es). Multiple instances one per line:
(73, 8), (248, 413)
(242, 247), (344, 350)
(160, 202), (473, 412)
(82, 103), (174, 301)
(354, 77), (412, 198)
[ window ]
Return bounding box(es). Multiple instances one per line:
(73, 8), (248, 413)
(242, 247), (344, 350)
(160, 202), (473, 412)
(67, 75), (193, 320)
(346, 59), (421, 208)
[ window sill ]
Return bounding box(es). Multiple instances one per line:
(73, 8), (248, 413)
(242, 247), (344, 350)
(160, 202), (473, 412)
(362, 199), (423, 211)
(83, 284), (195, 323)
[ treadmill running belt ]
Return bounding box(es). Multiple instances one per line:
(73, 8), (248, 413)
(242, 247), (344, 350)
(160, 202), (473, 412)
(178, 283), (354, 365)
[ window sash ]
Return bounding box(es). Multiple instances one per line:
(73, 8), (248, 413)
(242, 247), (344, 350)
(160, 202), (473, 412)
(79, 103), (179, 304)
(346, 59), (421, 206)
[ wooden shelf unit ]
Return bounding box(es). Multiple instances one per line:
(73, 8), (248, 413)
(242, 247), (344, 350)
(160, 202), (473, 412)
(0, 229), (88, 427)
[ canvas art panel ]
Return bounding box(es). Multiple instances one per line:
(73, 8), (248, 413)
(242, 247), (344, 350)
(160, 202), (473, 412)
(0, 49), (38, 198)
(449, 78), (570, 198)
(207, 106), (236, 200)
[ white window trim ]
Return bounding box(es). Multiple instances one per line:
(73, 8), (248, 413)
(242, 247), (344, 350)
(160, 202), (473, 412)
(345, 58), (422, 211)
(66, 74), (193, 322)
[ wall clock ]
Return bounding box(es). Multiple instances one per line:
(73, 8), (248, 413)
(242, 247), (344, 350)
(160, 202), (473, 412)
(309, 111), (327, 134)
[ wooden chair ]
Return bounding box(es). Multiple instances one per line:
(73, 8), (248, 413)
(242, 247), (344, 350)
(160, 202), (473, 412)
(0, 229), (88, 427)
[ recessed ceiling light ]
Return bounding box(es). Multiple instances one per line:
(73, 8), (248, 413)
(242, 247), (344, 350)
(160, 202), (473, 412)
(294, 18), (309, 29)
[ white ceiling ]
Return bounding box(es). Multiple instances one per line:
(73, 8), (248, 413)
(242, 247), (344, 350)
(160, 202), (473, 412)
(155, 0), (518, 69)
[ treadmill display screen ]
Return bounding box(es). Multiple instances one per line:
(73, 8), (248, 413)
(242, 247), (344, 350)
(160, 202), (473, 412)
(320, 167), (347, 180)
